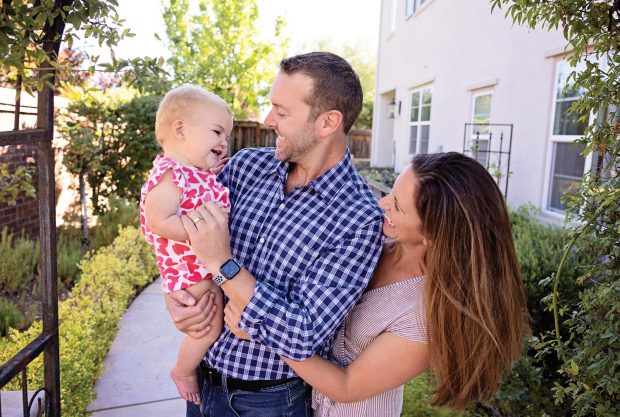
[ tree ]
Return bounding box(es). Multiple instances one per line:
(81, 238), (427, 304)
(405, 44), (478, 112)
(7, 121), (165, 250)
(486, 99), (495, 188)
(0, 0), (165, 97)
(160, 0), (287, 119)
(489, 1), (619, 416)
(309, 38), (376, 129)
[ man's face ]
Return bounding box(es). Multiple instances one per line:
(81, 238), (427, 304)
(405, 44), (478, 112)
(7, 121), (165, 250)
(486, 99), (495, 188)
(264, 71), (319, 162)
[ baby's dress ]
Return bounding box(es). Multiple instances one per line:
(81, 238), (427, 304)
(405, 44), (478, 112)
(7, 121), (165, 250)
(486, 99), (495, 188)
(139, 155), (230, 293)
(312, 276), (427, 417)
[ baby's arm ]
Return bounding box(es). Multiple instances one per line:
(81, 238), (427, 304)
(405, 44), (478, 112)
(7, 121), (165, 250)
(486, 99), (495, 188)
(144, 170), (189, 241)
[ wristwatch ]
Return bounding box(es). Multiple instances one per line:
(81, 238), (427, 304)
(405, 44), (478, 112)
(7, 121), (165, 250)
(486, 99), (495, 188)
(213, 258), (242, 286)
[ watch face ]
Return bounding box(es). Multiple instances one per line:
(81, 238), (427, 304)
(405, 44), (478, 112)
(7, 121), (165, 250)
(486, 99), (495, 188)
(221, 259), (241, 279)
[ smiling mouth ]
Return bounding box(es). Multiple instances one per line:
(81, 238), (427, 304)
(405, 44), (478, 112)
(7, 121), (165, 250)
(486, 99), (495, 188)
(211, 149), (224, 157)
(385, 215), (395, 227)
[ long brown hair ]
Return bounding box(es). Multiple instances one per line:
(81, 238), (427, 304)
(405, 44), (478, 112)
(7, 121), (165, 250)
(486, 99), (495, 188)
(411, 152), (530, 409)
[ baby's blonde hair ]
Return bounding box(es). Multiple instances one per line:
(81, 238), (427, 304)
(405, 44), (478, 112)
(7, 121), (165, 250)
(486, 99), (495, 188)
(155, 85), (231, 145)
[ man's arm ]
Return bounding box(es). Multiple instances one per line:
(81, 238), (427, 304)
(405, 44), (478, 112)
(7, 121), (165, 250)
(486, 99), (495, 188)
(180, 201), (384, 359)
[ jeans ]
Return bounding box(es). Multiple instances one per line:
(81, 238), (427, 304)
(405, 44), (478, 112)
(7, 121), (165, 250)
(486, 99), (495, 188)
(186, 366), (312, 417)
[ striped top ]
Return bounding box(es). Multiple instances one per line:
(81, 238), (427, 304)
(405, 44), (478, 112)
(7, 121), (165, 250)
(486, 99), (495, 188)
(312, 276), (427, 417)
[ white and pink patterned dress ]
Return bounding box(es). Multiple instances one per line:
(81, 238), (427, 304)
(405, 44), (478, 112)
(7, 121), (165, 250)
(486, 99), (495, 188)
(139, 155), (231, 293)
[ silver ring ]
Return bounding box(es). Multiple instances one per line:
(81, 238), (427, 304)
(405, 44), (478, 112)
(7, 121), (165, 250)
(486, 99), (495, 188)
(192, 216), (203, 224)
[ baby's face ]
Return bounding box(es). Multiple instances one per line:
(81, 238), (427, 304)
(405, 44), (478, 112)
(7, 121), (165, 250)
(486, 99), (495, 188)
(181, 102), (233, 170)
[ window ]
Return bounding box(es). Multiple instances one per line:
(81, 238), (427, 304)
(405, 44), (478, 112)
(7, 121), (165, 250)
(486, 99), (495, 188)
(405, 0), (428, 17)
(546, 60), (590, 213)
(470, 92), (493, 166)
(409, 87), (432, 155)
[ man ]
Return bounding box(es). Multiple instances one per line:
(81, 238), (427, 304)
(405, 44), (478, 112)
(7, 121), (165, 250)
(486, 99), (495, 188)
(167, 52), (384, 416)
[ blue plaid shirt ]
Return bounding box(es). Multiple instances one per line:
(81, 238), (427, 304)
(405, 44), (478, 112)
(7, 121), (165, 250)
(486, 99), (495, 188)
(208, 147), (384, 380)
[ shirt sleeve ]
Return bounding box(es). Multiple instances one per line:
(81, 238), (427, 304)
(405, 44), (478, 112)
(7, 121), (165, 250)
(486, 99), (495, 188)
(387, 303), (428, 344)
(239, 219), (384, 360)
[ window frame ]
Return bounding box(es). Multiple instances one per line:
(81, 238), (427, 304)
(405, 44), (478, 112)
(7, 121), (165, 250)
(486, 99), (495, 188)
(542, 60), (594, 216)
(469, 90), (494, 166)
(408, 86), (432, 156)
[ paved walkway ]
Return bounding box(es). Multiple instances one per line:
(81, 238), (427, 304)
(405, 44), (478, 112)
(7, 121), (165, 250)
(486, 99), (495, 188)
(87, 278), (187, 416)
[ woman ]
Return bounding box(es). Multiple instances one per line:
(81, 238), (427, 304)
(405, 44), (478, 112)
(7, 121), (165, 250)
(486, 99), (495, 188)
(187, 152), (530, 415)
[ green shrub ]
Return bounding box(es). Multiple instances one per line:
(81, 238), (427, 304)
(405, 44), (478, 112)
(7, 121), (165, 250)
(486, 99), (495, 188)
(401, 373), (464, 417)
(0, 226), (158, 417)
(57, 228), (84, 287)
(0, 228), (38, 295)
(0, 298), (26, 337)
(90, 196), (139, 250)
(509, 205), (588, 334)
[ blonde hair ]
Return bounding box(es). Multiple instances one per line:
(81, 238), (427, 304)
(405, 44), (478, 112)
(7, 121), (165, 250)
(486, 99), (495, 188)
(155, 85), (231, 145)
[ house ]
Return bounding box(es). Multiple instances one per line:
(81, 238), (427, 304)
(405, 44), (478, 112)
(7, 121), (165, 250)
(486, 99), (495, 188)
(371, 0), (592, 221)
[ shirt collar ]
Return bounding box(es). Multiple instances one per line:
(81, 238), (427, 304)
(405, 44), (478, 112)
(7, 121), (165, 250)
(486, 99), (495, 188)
(269, 150), (354, 203)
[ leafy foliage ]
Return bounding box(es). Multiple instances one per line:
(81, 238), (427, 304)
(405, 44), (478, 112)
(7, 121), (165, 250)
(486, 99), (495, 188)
(0, 0), (164, 96)
(0, 227), (38, 295)
(0, 298), (26, 337)
(0, 227), (158, 417)
(161, 0), (287, 118)
(488, 1), (620, 415)
(0, 163), (35, 206)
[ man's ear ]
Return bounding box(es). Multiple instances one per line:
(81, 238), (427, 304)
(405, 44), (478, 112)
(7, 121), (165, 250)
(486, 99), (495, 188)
(172, 119), (185, 140)
(317, 110), (344, 138)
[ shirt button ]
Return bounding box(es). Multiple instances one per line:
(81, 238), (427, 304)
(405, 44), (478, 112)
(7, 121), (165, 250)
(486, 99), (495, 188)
(259, 237), (265, 244)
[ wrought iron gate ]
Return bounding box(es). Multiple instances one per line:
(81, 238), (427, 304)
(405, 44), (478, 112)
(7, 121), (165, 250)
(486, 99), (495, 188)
(463, 123), (514, 199)
(0, 2), (67, 415)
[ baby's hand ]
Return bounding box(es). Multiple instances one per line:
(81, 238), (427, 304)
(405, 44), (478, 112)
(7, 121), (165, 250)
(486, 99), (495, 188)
(210, 157), (230, 175)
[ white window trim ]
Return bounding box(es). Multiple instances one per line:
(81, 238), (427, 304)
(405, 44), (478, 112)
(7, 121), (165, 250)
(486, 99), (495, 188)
(542, 60), (594, 217)
(470, 90), (494, 140)
(408, 86), (432, 156)
(405, 0), (436, 20)
(469, 90), (494, 167)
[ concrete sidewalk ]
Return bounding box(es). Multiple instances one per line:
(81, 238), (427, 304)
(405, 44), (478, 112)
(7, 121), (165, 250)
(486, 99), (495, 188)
(87, 278), (187, 416)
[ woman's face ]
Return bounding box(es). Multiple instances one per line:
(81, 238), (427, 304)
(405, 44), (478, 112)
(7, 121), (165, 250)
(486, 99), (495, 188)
(378, 167), (427, 246)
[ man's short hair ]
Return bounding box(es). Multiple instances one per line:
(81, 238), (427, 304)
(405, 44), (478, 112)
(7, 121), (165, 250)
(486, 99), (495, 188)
(155, 85), (231, 145)
(279, 52), (363, 134)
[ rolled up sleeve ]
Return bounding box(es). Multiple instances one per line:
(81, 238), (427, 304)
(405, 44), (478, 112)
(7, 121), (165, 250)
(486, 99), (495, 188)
(239, 219), (384, 360)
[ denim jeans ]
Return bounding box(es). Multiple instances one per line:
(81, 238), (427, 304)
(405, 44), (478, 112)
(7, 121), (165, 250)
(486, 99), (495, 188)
(186, 367), (312, 417)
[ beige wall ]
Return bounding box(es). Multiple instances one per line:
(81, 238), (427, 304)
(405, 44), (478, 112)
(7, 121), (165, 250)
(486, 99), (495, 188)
(372, 0), (569, 216)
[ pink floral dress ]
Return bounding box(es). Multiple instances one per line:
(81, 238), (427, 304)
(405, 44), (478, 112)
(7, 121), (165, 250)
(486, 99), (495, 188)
(139, 155), (230, 293)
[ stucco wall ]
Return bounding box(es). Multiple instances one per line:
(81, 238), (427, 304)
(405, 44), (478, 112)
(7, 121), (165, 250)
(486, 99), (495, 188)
(372, 0), (569, 213)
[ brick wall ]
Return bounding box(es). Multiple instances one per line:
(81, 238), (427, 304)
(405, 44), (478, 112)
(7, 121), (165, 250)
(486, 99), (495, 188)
(0, 143), (40, 238)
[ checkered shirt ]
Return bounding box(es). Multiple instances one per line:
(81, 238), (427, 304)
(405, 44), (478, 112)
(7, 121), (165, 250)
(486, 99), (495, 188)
(206, 147), (384, 381)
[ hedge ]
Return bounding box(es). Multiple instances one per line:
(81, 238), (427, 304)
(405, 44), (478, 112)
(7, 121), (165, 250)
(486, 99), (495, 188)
(0, 226), (158, 417)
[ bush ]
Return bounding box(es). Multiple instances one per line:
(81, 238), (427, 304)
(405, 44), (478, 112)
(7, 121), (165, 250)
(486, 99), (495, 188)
(0, 227), (38, 295)
(402, 373), (464, 417)
(90, 196), (140, 250)
(509, 205), (588, 334)
(0, 298), (26, 337)
(0, 227), (158, 417)
(57, 227), (84, 287)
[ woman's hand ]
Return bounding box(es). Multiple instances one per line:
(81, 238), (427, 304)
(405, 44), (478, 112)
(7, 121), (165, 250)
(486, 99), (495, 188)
(181, 201), (233, 273)
(224, 301), (251, 340)
(165, 290), (218, 339)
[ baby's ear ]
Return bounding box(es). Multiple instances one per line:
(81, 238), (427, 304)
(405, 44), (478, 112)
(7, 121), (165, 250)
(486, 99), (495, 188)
(172, 119), (185, 140)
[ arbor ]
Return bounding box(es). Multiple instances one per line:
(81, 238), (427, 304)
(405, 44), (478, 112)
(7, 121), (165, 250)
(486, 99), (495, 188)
(488, 1), (619, 416)
(161, 0), (287, 118)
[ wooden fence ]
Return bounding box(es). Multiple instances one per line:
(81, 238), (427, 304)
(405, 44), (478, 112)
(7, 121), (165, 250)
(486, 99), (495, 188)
(229, 121), (371, 159)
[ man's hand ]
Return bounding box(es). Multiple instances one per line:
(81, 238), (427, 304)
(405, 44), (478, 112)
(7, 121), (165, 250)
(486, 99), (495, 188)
(224, 301), (251, 340)
(210, 157), (230, 175)
(165, 290), (218, 339)
(181, 201), (233, 273)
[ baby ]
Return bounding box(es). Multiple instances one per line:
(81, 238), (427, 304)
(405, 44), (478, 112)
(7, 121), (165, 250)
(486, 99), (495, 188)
(139, 85), (231, 405)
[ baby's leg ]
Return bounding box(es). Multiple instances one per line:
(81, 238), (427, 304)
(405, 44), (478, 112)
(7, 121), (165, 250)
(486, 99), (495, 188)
(171, 279), (224, 405)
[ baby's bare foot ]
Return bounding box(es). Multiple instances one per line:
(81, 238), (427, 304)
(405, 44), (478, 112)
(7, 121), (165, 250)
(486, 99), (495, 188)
(171, 366), (200, 405)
